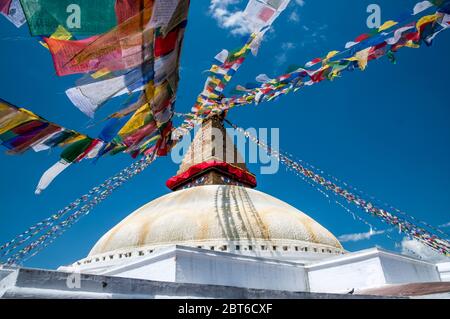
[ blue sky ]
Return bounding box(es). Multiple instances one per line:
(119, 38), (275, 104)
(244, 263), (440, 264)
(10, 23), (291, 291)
(0, 0), (449, 269)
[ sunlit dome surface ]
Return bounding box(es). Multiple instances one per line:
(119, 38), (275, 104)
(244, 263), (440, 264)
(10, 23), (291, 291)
(89, 185), (343, 256)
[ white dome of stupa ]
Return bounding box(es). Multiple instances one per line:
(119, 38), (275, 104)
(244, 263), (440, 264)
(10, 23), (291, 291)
(88, 185), (343, 258)
(74, 116), (344, 267)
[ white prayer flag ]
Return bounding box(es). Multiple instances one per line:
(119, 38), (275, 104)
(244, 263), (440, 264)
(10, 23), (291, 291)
(244, 0), (291, 33)
(35, 160), (71, 195)
(255, 73), (272, 83)
(148, 0), (180, 28)
(31, 128), (64, 152)
(1, 0), (26, 28)
(214, 49), (229, 64)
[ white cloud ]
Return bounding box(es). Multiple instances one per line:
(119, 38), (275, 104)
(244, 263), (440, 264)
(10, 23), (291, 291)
(289, 0), (305, 24)
(281, 42), (296, 50)
(297, 23), (328, 47)
(275, 52), (287, 66)
(401, 237), (450, 263)
(275, 42), (297, 66)
(209, 0), (306, 35)
(439, 222), (450, 228)
(318, 24), (328, 31)
(208, 0), (252, 36)
(338, 229), (385, 243)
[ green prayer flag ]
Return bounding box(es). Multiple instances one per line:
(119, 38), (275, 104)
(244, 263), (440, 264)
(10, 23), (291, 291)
(108, 144), (126, 156)
(60, 137), (92, 162)
(20, 0), (117, 36)
(387, 50), (397, 64)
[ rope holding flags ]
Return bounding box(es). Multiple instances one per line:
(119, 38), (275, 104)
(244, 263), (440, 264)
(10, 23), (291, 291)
(279, 148), (450, 239)
(0, 0), (292, 264)
(225, 119), (450, 257)
(278, 146), (433, 259)
(0, 150), (158, 265)
(184, 0), (450, 119)
(0, 0), (292, 193)
(0, 0), (191, 193)
(0, 0), (449, 264)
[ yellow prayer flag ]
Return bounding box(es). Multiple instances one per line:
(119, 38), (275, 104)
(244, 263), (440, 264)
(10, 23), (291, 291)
(0, 110), (38, 135)
(18, 108), (39, 118)
(210, 65), (227, 75)
(354, 48), (371, 70)
(233, 44), (250, 58)
(57, 134), (86, 147)
(378, 20), (398, 32)
(139, 134), (161, 150)
(91, 68), (111, 79)
(326, 50), (340, 60)
(209, 77), (221, 86)
(153, 82), (170, 108)
(52, 25), (73, 40)
(144, 81), (155, 101)
(416, 14), (439, 30)
(405, 41), (420, 49)
(323, 50), (340, 65)
(40, 25), (72, 49)
(118, 103), (152, 137)
(0, 101), (16, 119)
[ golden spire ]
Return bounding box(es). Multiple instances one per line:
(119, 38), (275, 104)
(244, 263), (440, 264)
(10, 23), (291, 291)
(167, 115), (256, 191)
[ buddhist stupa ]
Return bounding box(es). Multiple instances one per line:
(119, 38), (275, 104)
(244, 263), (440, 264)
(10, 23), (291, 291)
(82, 115), (344, 266)
(2, 117), (448, 299)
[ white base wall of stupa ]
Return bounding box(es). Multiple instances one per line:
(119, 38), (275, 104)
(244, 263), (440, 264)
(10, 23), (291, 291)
(60, 245), (310, 292)
(437, 262), (450, 282)
(307, 248), (441, 293)
(57, 245), (443, 294)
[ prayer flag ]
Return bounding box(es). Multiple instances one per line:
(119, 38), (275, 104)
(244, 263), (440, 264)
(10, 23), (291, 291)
(1, 0), (26, 27)
(214, 49), (229, 64)
(0, 0), (11, 14)
(378, 20), (398, 32)
(35, 160), (71, 194)
(66, 61), (154, 117)
(60, 137), (93, 162)
(20, 0), (118, 36)
(305, 58), (322, 68)
(148, 0), (179, 28)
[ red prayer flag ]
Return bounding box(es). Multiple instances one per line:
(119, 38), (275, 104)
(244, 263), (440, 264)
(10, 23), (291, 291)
(0, 0), (11, 14)
(45, 2), (155, 76)
(355, 33), (370, 43)
(12, 120), (44, 135)
(154, 28), (180, 57)
(258, 7), (275, 22)
(115, 0), (146, 24)
(10, 124), (61, 155)
(123, 122), (157, 146)
(45, 36), (121, 76)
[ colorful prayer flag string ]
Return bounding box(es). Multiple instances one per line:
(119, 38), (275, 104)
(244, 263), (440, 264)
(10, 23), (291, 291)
(0, 150), (158, 265)
(186, 1), (450, 119)
(280, 148), (450, 239)
(226, 119), (450, 257)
